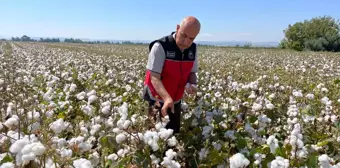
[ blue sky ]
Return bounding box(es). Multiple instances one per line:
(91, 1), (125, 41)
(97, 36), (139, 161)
(1, 0), (340, 42)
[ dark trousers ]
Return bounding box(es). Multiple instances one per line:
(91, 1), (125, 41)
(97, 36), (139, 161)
(144, 93), (182, 134)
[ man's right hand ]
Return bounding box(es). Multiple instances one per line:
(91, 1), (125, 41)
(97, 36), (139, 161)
(161, 97), (174, 117)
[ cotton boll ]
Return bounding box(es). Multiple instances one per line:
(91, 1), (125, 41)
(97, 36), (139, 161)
(9, 137), (30, 153)
(116, 133), (127, 144)
(49, 118), (66, 134)
(150, 154), (160, 165)
(107, 154), (118, 161)
(252, 103), (262, 111)
(78, 142), (92, 152)
(167, 136), (178, 147)
(88, 95), (98, 105)
(81, 105), (93, 116)
(266, 135), (279, 154)
(80, 126), (89, 136)
(90, 124), (101, 135)
(87, 90), (96, 97)
(101, 105), (110, 114)
(89, 151), (100, 166)
(123, 120), (131, 129)
(27, 111), (40, 121)
(0, 162), (15, 168)
(306, 93), (314, 100)
(69, 83), (77, 92)
(31, 142), (46, 155)
(248, 91), (256, 99)
(22, 152), (36, 162)
(318, 154), (331, 168)
(229, 153), (250, 168)
(73, 158), (93, 168)
(76, 92), (86, 100)
(266, 103), (275, 110)
(158, 128), (173, 140)
(269, 156), (289, 168)
(4, 116), (19, 128)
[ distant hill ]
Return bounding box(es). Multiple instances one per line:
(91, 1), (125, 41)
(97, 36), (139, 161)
(2, 35), (279, 47)
(196, 41), (279, 47)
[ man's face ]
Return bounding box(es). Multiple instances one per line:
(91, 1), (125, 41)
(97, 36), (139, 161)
(175, 24), (199, 50)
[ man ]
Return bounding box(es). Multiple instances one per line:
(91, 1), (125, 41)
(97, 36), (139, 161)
(143, 16), (201, 134)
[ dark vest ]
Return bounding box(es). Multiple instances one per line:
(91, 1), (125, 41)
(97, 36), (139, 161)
(144, 32), (196, 103)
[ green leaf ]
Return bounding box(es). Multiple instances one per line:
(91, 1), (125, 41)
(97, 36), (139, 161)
(248, 116), (257, 123)
(100, 135), (109, 148)
(334, 78), (340, 85)
(275, 146), (287, 158)
(213, 115), (225, 124)
(284, 144), (292, 155)
(249, 147), (261, 156)
(57, 111), (65, 119)
(133, 150), (149, 167)
(306, 153), (318, 168)
(262, 153), (276, 168)
(317, 140), (329, 147)
(208, 149), (223, 166)
(236, 137), (248, 150)
(0, 153), (14, 164)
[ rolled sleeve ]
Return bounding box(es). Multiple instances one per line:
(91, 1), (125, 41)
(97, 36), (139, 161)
(191, 47), (198, 72)
(146, 42), (165, 73)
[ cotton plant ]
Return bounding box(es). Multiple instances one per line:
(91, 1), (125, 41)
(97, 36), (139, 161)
(2, 42), (340, 167)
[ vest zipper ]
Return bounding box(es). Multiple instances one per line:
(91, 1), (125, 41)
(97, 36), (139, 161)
(174, 53), (184, 103)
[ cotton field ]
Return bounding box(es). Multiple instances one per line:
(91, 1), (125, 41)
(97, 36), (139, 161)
(1, 41), (340, 168)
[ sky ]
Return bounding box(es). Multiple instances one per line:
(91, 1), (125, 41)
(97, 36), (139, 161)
(1, 0), (340, 42)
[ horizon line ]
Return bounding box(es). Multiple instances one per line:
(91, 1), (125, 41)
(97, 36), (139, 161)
(0, 34), (280, 44)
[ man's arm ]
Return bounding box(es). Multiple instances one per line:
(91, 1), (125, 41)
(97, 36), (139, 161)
(146, 42), (172, 101)
(151, 72), (172, 101)
(188, 47), (198, 85)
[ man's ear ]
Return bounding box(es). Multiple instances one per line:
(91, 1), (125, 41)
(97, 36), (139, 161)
(176, 24), (180, 31)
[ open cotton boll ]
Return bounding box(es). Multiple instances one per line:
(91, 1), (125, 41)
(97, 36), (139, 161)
(87, 90), (96, 97)
(269, 156), (289, 168)
(0, 162), (15, 168)
(81, 105), (93, 116)
(107, 153), (118, 161)
(87, 95), (98, 105)
(252, 103), (262, 111)
(90, 124), (101, 135)
(27, 111), (40, 121)
(266, 135), (279, 154)
(69, 83), (77, 92)
(101, 105), (110, 114)
(161, 149), (180, 168)
(76, 92), (86, 100)
(229, 153), (250, 168)
(4, 115), (19, 128)
(73, 158), (93, 168)
(116, 133), (127, 144)
(49, 118), (67, 134)
(158, 128), (173, 140)
(167, 136), (178, 147)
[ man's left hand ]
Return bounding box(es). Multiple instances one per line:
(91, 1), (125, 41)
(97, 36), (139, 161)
(185, 83), (197, 95)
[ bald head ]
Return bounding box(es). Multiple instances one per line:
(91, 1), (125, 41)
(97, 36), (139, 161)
(175, 16), (201, 50)
(180, 16), (201, 30)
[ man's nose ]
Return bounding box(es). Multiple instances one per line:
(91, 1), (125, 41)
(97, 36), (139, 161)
(184, 38), (192, 45)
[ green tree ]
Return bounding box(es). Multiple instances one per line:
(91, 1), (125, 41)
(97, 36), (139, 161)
(281, 15), (340, 52)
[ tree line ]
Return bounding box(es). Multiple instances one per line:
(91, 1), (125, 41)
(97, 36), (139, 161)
(280, 15), (340, 52)
(6, 15), (340, 52)
(9, 35), (148, 45)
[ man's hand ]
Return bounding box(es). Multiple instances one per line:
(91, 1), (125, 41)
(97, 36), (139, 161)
(161, 97), (174, 117)
(185, 83), (198, 95)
